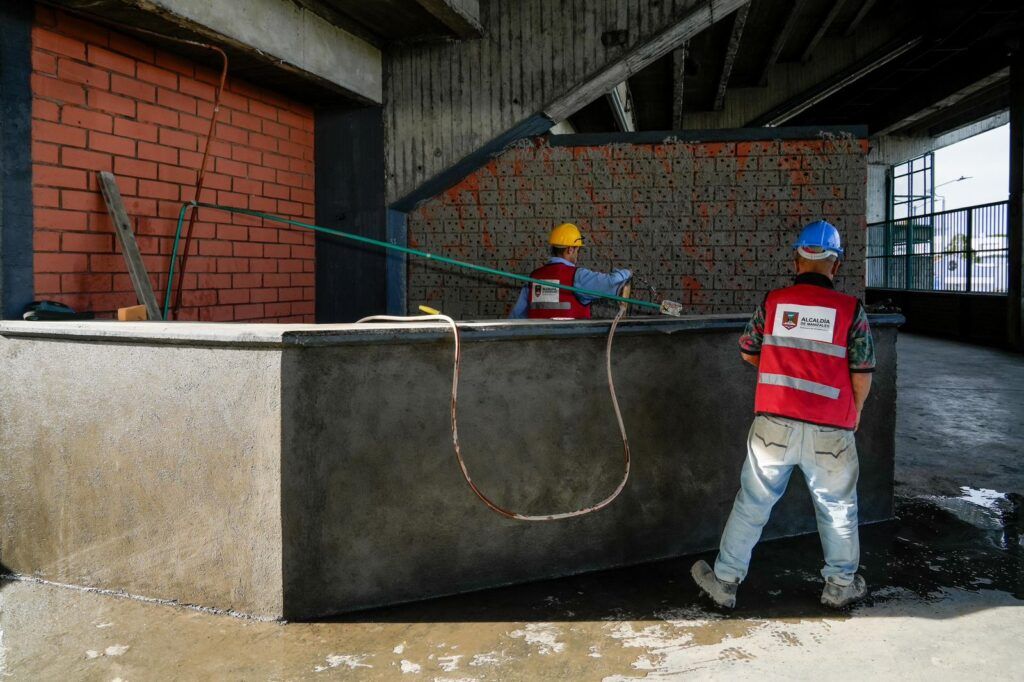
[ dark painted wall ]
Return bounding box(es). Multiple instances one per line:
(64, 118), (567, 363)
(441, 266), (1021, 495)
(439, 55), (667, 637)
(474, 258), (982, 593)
(0, 0), (34, 319)
(867, 289), (1008, 347)
(315, 107), (387, 322)
(279, 317), (899, 619)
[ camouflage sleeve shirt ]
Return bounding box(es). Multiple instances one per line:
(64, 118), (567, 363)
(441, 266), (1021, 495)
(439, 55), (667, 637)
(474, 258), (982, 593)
(738, 299), (876, 373)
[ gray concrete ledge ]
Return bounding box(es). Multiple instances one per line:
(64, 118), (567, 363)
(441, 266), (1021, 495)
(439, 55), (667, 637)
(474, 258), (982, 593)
(548, 125), (870, 147)
(49, 0), (382, 104)
(0, 314), (904, 347)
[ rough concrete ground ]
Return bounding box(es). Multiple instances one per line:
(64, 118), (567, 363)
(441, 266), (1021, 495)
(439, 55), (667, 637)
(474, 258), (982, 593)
(1, 333), (1022, 680)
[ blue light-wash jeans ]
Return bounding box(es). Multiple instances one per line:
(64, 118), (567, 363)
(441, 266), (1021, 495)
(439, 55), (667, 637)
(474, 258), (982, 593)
(714, 414), (860, 587)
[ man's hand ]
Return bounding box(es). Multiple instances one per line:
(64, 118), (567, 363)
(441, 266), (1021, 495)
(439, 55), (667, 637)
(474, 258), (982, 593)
(741, 352), (760, 368)
(851, 373), (872, 431)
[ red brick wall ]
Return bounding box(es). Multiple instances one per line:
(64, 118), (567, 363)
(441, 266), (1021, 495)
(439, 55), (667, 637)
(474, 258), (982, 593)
(407, 137), (867, 319)
(31, 7), (316, 322)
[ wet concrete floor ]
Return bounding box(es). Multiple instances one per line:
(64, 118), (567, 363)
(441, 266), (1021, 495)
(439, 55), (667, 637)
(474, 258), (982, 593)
(2, 334), (1023, 680)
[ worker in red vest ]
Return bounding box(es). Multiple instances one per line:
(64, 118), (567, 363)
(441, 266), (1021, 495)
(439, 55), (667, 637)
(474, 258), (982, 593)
(509, 223), (631, 319)
(691, 220), (876, 609)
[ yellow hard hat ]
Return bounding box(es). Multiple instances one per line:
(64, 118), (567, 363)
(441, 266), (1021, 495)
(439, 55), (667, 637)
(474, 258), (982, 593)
(549, 222), (584, 247)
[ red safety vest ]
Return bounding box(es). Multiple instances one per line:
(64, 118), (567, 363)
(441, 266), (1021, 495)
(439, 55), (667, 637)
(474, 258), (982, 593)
(754, 283), (858, 429)
(527, 262), (591, 319)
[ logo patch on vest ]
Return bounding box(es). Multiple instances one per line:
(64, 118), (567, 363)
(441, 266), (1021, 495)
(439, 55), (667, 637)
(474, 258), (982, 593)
(531, 280), (560, 304)
(773, 304), (837, 343)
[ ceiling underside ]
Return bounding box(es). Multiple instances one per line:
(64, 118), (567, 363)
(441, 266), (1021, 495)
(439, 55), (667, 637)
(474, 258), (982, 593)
(570, 0), (1024, 139)
(297, 0), (478, 45)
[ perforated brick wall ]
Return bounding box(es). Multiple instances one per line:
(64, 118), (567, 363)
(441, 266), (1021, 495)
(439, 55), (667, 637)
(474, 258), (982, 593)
(31, 7), (315, 321)
(406, 136), (868, 319)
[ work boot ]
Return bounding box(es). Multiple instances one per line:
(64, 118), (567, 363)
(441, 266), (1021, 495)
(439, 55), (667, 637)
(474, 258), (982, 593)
(820, 574), (868, 608)
(690, 560), (738, 608)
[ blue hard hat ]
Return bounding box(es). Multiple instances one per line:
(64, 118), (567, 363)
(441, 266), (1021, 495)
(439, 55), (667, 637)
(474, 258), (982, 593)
(793, 220), (844, 260)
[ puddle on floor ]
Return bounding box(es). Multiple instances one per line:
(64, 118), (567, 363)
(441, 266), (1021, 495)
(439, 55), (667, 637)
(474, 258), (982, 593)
(1, 493), (1021, 680)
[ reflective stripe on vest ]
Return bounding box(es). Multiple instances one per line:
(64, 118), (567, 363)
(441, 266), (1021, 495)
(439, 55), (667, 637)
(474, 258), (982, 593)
(762, 334), (847, 358)
(758, 372), (841, 400)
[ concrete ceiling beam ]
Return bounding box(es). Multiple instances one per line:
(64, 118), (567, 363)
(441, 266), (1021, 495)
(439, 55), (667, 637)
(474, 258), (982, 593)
(290, 0), (384, 48)
(758, 0), (810, 87)
(869, 111), (1010, 167)
(748, 36), (922, 127)
(874, 67), (1011, 137)
(544, 0), (748, 123)
(925, 84), (1010, 138)
(713, 3), (750, 111)
(844, 0), (878, 38)
(413, 0), (483, 40)
(46, 0), (383, 104)
(672, 42), (689, 128)
(801, 0), (848, 63)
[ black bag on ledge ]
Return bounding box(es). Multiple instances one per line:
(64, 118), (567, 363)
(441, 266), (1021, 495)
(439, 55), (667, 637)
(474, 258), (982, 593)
(22, 300), (95, 321)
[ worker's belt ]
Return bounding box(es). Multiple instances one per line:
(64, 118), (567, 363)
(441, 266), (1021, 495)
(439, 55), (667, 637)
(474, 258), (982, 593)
(762, 334), (847, 358)
(530, 302), (572, 310)
(758, 373), (841, 400)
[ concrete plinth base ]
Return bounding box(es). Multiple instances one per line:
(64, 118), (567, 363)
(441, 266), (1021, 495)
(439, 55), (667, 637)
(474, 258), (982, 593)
(0, 315), (901, 618)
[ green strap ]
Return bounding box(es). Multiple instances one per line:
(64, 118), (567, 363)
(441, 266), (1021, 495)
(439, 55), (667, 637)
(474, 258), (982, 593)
(163, 201), (663, 320)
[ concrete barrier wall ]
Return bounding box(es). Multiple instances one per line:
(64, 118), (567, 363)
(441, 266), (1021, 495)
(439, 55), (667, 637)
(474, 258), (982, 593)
(280, 317), (897, 618)
(0, 316), (899, 618)
(0, 329), (285, 616)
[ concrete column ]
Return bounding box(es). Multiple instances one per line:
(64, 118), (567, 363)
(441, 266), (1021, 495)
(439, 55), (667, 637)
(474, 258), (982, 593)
(1009, 52), (1024, 349)
(0, 0), (34, 319)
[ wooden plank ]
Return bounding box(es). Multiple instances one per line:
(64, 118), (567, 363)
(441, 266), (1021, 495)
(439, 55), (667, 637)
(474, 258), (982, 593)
(801, 0), (847, 63)
(758, 0), (810, 86)
(713, 3), (750, 110)
(98, 171), (162, 321)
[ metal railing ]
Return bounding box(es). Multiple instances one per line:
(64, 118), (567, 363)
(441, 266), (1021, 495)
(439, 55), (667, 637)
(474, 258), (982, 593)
(866, 200), (1009, 294)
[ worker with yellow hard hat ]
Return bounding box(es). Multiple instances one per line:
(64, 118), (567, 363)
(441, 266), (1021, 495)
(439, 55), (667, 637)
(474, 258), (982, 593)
(509, 222), (631, 319)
